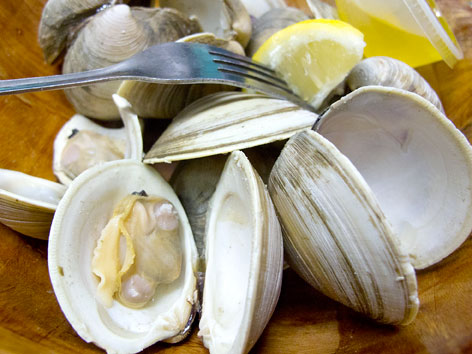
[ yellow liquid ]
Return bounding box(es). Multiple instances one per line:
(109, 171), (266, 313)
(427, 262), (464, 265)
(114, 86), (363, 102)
(335, 0), (442, 67)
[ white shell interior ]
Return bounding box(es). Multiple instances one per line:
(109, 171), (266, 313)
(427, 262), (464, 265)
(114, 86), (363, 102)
(0, 169), (66, 209)
(48, 160), (197, 353)
(199, 151), (277, 353)
(316, 86), (472, 269)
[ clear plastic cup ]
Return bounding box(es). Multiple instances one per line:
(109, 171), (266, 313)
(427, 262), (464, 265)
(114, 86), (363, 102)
(335, 0), (463, 68)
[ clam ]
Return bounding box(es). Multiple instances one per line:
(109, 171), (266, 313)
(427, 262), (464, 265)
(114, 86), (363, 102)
(268, 85), (472, 323)
(157, 0), (252, 48)
(269, 128), (419, 325)
(347, 56), (444, 112)
(198, 150), (283, 353)
(117, 32), (244, 119)
(313, 86), (472, 269)
(38, 0), (117, 64)
(144, 91), (318, 163)
(48, 159), (198, 353)
(0, 170), (66, 239)
(53, 94), (143, 185)
(63, 4), (201, 120)
(247, 8), (310, 57)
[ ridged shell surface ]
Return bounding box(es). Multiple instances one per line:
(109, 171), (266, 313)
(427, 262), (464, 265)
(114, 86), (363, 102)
(144, 92), (318, 163)
(269, 129), (419, 325)
(315, 86), (472, 269)
(346, 56), (444, 112)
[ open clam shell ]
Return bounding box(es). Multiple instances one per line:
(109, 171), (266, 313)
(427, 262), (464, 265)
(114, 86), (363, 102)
(198, 150), (283, 353)
(144, 92), (318, 163)
(269, 129), (419, 325)
(53, 94), (143, 185)
(314, 86), (472, 269)
(48, 159), (198, 353)
(0, 170), (66, 239)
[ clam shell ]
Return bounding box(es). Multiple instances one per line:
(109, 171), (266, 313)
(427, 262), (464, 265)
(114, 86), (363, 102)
(53, 94), (143, 185)
(347, 56), (444, 112)
(198, 150), (283, 353)
(0, 170), (66, 239)
(144, 92), (318, 163)
(314, 86), (472, 269)
(63, 5), (201, 120)
(269, 129), (419, 325)
(48, 159), (198, 353)
(38, 0), (115, 64)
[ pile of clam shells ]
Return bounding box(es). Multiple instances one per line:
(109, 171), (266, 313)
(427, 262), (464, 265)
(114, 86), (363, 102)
(0, 0), (471, 353)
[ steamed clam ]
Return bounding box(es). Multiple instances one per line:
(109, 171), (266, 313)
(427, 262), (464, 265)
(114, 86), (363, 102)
(314, 86), (472, 269)
(48, 159), (198, 353)
(144, 91), (318, 163)
(268, 85), (472, 324)
(53, 94), (143, 185)
(48, 151), (284, 353)
(63, 4), (201, 120)
(38, 0), (118, 64)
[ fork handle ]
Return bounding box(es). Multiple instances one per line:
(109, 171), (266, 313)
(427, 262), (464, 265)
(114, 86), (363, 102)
(0, 65), (125, 95)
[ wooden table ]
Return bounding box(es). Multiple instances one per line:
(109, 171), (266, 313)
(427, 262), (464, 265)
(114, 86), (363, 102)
(0, 0), (471, 353)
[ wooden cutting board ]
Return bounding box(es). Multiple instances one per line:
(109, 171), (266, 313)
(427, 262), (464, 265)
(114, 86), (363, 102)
(0, 0), (471, 353)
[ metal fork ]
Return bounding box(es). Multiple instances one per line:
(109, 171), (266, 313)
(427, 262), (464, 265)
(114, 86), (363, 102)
(0, 42), (315, 112)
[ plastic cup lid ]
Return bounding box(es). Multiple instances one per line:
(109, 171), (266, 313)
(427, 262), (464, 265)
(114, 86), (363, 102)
(401, 0), (463, 67)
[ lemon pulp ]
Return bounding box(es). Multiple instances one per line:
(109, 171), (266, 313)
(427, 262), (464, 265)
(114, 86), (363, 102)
(253, 19), (365, 110)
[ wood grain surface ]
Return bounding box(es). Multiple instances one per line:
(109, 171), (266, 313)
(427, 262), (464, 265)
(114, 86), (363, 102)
(0, 0), (472, 353)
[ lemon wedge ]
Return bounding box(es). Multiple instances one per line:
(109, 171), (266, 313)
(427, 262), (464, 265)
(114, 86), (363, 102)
(253, 19), (365, 110)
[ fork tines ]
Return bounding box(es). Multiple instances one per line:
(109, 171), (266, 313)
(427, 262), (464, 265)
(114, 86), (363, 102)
(208, 48), (295, 95)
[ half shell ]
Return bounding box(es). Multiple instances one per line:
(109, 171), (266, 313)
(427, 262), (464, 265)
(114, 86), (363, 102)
(53, 94), (143, 185)
(0, 170), (66, 239)
(48, 159), (198, 353)
(198, 150), (283, 353)
(144, 92), (318, 163)
(314, 86), (472, 269)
